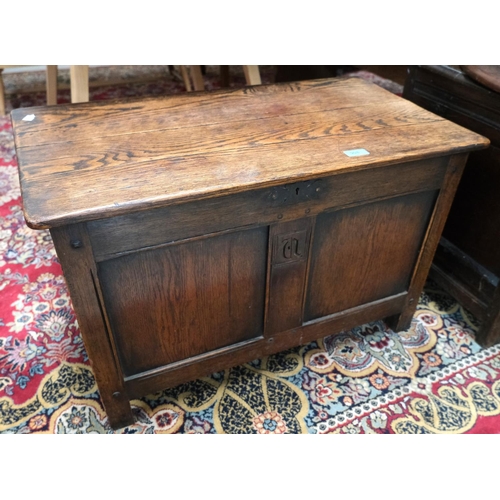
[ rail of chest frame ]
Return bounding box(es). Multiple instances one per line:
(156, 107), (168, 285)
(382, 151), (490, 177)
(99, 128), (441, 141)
(88, 186), (443, 263)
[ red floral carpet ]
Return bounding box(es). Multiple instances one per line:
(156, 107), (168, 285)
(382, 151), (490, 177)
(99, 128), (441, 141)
(2, 66), (500, 434)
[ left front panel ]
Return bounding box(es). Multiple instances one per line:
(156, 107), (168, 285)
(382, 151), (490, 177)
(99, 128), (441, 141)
(97, 227), (268, 377)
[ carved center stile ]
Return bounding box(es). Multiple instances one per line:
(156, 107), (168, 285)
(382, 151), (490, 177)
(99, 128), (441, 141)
(273, 230), (308, 265)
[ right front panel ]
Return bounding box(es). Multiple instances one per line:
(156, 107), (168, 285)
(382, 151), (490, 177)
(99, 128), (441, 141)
(304, 190), (437, 322)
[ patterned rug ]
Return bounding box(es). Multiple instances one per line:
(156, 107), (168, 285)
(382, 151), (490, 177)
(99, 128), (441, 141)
(2, 66), (499, 434)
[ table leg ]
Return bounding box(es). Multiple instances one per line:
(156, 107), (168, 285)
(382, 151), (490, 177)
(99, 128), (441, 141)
(220, 65), (230, 87)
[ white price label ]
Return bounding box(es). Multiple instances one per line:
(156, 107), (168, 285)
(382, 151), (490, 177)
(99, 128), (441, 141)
(343, 148), (370, 157)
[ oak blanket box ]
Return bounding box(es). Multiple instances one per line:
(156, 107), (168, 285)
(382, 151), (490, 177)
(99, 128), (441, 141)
(10, 77), (488, 429)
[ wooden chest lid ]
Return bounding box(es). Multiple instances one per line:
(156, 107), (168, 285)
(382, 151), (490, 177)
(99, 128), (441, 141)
(11, 76), (489, 229)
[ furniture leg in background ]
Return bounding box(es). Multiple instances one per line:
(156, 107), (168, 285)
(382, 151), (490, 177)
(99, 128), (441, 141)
(0, 65), (261, 113)
(189, 65), (205, 91)
(480, 286), (500, 346)
(70, 65), (89, 103)
(0, 65), (60, 114)
(46, 65), (58, 105)
(67, 65), (212, 97)
(201, 65), (260, 88)
(243, 65), (262, 85)
(184, 65), (262, 91)
(179, 66), (193, 91)
(220, 65), (230, 87)
(65, 65), (260, 100)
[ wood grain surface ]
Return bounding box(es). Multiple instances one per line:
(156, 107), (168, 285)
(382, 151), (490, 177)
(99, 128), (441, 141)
(304, 191), (437, 321)
(11, 77), (489, 229)
(97, 226), (268, 376)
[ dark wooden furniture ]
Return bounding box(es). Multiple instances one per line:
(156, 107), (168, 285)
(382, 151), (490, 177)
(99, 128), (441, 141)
(11, 77), (488, 429)
(404, 65), (500, 347)
(461, 66), (500, 94)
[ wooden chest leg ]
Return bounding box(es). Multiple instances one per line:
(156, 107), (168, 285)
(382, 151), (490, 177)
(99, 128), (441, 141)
(386, 153), (470, 332)
(50, 224), (135, 430)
